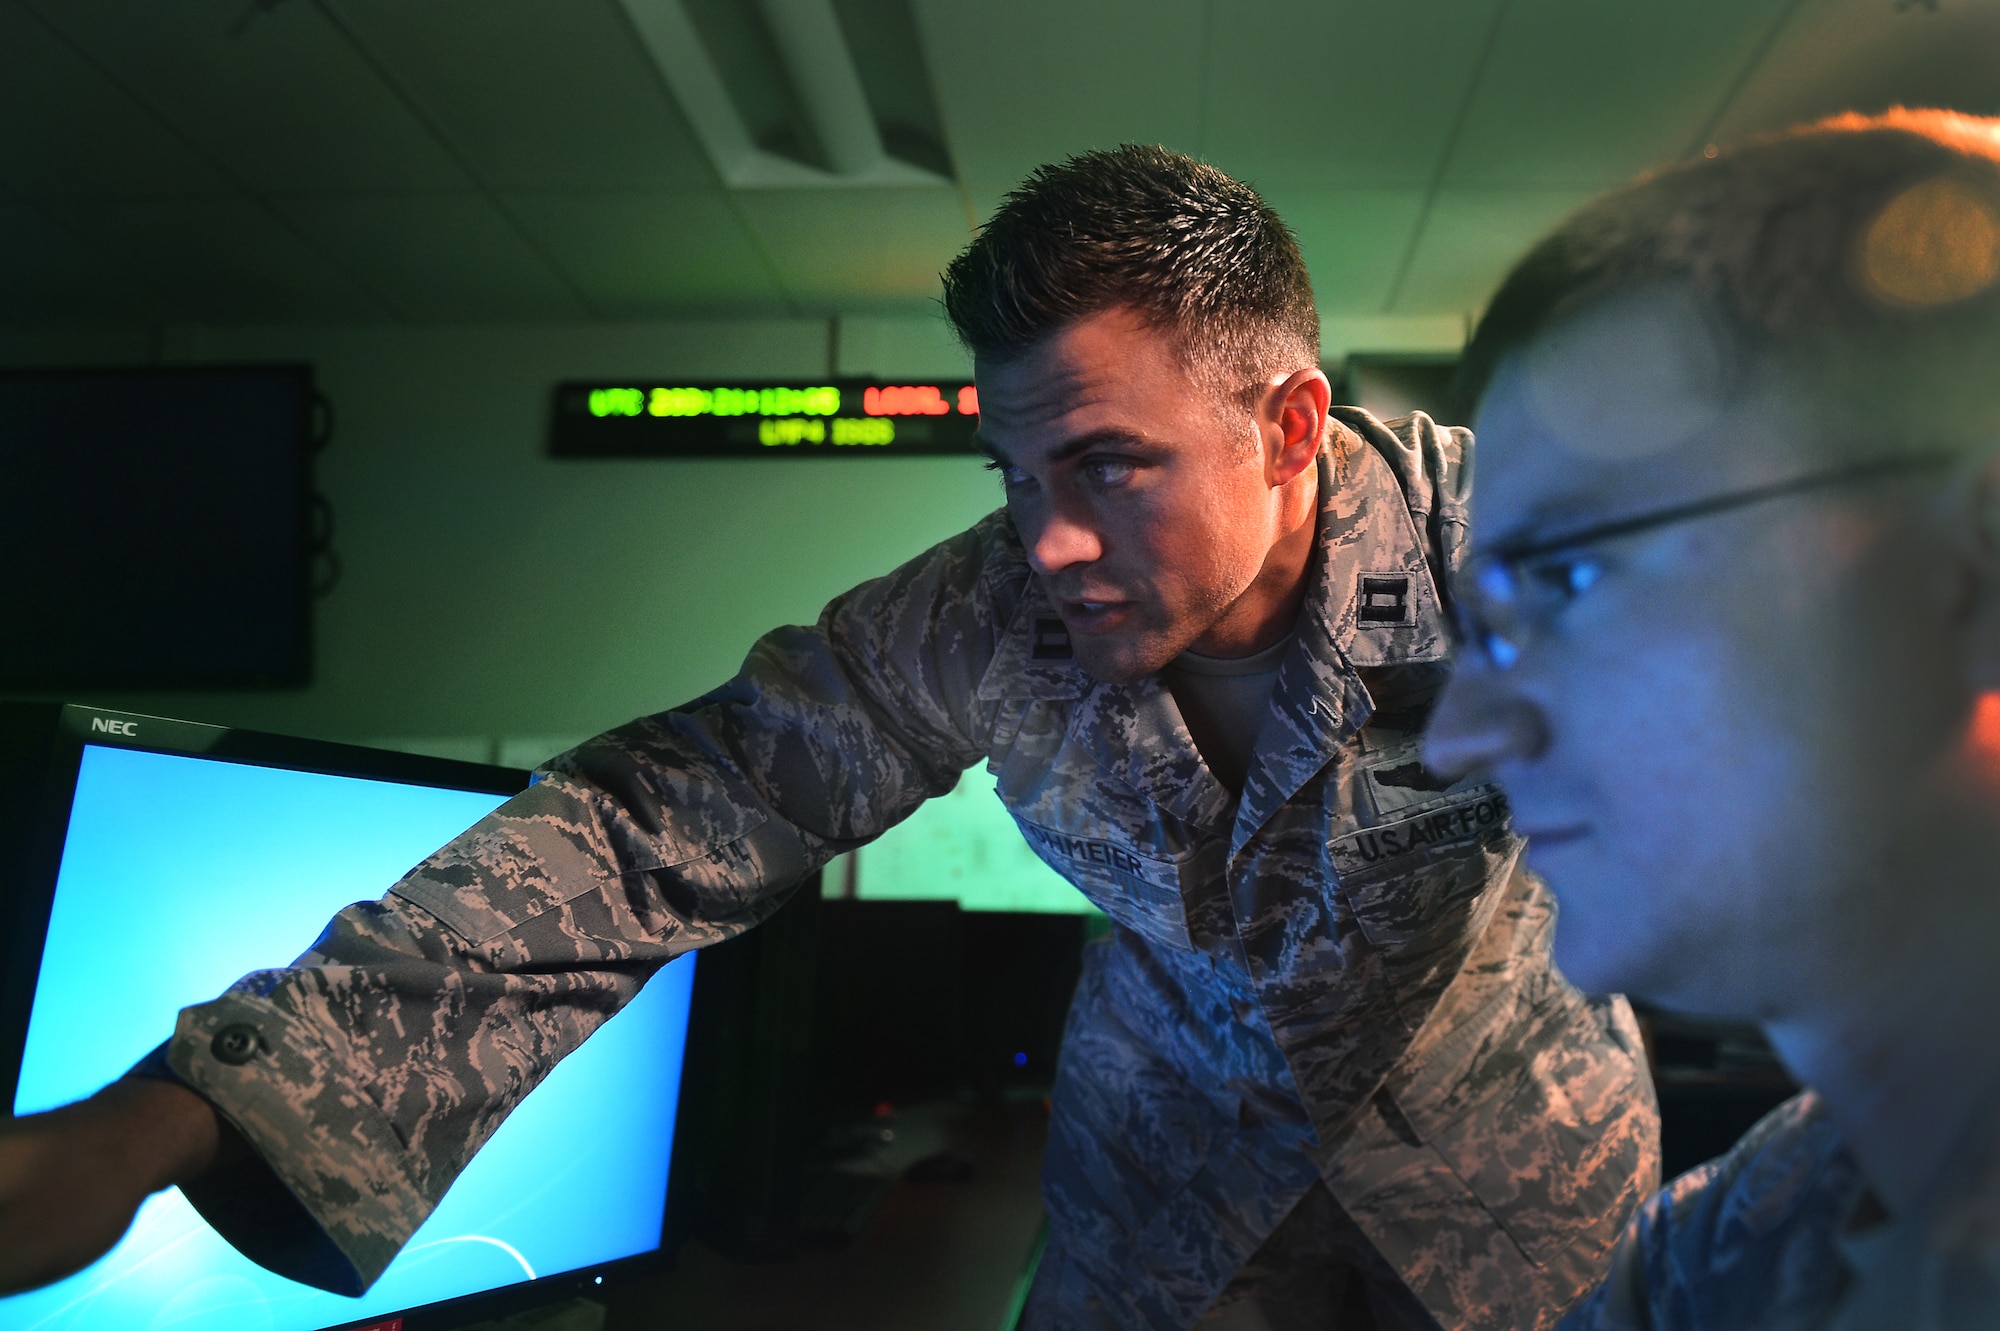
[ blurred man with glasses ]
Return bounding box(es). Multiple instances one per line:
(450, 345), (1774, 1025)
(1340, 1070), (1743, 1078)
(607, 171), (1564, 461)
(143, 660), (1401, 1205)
(1425, 109), (2000, 1329)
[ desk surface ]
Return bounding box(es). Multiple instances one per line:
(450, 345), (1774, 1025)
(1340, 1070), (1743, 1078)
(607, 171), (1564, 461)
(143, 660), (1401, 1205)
(608, 1100), (1049, 1331)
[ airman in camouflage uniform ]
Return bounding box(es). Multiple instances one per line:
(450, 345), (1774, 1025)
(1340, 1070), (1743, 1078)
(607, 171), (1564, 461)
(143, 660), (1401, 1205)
(150, 405), (1656, 1329)
(4, 145), (1660, 1329)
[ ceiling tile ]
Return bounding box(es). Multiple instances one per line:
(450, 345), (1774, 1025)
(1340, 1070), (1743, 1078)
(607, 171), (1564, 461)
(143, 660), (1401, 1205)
(321, 0), (718, 193)
(1388, 187), (1596, 315)
(22, 0), (471, 194)
(1201, 0), (1506, 189)
(1258, 187), (1428, 314)
(915, 0), (1210, 189)
(5, 0), (1993, 329)
(1711, 0), (2000, 144)
(1443, 0), (1795, 187)
(735, 189), (973, 312)
(38, 195), (387, 323)
(0, 4), (237, 201)
(0, 201), (168, 324)
(268, 193), (589, 322)
(504, 190), (788, 316)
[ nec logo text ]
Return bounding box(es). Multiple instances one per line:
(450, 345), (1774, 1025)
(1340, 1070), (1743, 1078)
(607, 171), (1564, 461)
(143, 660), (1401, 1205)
(89, 717), (137, 737)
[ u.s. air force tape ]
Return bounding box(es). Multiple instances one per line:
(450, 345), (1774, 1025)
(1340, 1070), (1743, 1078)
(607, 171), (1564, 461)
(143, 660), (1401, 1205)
(1330, 790), (1510, 875)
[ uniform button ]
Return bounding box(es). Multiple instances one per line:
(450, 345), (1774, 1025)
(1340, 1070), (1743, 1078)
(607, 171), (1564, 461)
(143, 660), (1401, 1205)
(210, 1024), (262, 1065)
(1230, 998), (1256, 1022)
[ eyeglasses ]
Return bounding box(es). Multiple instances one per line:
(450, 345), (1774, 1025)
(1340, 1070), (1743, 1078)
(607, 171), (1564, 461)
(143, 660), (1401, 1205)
(1451, 452), (1960, 670)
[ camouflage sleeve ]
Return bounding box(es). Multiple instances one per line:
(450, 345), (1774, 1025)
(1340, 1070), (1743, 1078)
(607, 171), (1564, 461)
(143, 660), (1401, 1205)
(1329, 407), (1473, 585)
(158, 511), (1022, 1295)
(1555, 1092), (1837, 1331)
(1555, 1149), (1739, 1331)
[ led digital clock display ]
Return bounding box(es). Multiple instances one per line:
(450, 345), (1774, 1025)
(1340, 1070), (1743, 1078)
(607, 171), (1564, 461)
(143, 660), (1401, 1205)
(548, 378), (980, 458)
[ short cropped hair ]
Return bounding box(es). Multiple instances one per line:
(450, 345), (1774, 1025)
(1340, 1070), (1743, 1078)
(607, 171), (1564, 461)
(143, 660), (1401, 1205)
(1458, 108), (2000, 441)
(941, 145), (1319, 408)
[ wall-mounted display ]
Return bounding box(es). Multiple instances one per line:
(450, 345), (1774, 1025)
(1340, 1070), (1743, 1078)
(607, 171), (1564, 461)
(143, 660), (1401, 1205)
(549, 379), (980, 457)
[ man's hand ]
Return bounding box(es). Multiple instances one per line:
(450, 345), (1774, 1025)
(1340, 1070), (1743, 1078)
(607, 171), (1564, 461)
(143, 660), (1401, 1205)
(0, 1076), (236, 1295)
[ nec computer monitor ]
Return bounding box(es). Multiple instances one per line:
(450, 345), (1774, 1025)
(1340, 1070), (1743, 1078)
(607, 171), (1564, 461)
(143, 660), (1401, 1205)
(0, 705), (697, 1331)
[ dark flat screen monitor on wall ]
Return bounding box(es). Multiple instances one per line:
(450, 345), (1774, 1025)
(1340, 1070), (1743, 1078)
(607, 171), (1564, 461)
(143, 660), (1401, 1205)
(0, 704), (698, 1331)
(0, 365), (316, 689)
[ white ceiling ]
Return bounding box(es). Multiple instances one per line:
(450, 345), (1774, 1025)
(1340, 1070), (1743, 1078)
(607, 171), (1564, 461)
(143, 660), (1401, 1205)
(2, 0), (1997, 330)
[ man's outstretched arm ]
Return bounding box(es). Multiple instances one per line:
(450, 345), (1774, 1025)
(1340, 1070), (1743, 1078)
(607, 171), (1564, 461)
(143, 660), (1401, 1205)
(0, 512), (1021, 1299)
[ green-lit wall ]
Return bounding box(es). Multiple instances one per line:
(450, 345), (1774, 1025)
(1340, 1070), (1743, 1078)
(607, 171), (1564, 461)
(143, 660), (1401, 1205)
(3, 316), (996, 746)
(1, 315), (1104, 911)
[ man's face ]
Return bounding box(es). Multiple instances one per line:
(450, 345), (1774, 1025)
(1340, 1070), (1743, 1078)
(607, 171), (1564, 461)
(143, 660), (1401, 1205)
(975, 306), (1297, 682)
(1424, 285), (1966, 1020)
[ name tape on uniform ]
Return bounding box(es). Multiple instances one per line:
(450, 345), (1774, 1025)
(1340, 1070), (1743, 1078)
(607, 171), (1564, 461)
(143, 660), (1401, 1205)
(1020, 822), (1155, 878)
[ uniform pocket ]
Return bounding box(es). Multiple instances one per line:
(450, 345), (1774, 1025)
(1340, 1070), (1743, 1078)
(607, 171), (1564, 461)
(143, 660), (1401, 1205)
(1332, 781), (1515, 951)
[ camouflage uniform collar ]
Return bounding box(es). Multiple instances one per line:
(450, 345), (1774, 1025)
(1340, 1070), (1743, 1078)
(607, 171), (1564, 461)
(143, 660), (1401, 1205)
(974, 564), (1232, 826)
(1315, 433), (1452, 672)
(976, 564), (1095, 704)
(1231, 440), (1449, 846)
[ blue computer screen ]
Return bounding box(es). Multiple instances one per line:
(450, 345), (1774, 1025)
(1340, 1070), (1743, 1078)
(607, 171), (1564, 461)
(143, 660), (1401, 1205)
(1, 743), (695, 1331)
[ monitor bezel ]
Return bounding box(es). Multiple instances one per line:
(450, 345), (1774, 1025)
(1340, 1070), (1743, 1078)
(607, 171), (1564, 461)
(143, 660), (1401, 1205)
(0, 702), (693, 1331)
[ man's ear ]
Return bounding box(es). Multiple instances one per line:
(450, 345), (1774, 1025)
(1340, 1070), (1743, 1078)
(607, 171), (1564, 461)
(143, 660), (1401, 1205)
(1948, 448), (2000, 691)
(1265, 367), (1330, 485)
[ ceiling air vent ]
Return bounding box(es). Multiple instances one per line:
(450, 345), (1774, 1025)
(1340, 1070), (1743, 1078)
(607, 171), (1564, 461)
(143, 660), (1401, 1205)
(621, 0), (955, 188)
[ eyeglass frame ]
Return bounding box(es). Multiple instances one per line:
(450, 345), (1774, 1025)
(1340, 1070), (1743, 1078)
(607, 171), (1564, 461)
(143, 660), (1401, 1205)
(1449, 451), (1963, 670)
